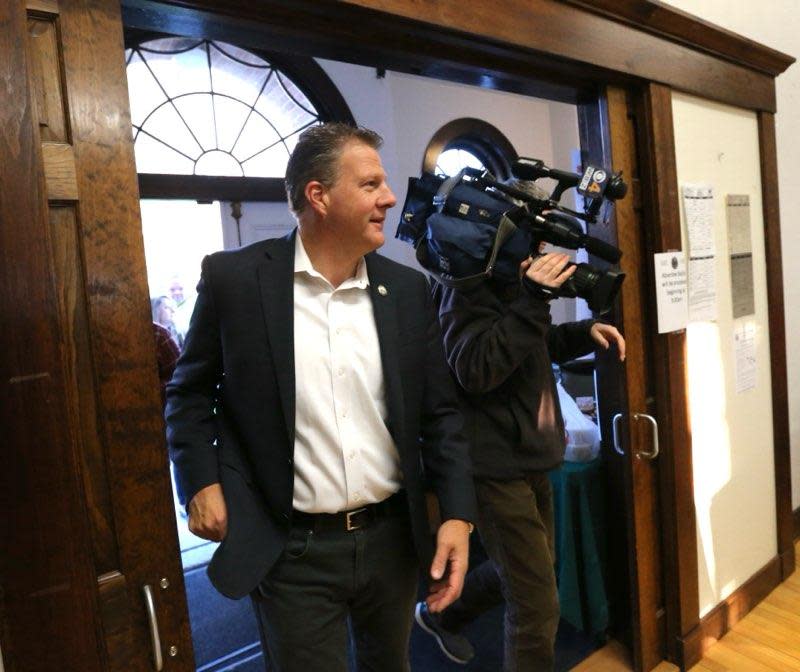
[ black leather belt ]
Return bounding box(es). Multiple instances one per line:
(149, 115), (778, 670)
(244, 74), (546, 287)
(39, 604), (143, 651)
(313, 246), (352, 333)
(291, 490), (407, 533)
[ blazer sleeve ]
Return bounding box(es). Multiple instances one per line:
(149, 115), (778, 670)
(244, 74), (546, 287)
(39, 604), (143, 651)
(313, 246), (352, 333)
(433, 280), (554, 394)
(417, 275), (478, 525)
(165, 255), (223, 507)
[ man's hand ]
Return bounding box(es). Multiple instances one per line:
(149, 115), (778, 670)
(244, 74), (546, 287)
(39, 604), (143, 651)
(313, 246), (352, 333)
(426, 519), (471, 613)
(590, 322), (626, 361)
(521, 252), (576, 289)
(187, 483), (228, 541)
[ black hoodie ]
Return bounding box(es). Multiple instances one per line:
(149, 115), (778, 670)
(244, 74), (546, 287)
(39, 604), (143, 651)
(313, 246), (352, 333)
(432, 278), (595, 479)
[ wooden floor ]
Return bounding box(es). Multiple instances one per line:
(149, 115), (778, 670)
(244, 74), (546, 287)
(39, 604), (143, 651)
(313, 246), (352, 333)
(571, 541), (800, 671)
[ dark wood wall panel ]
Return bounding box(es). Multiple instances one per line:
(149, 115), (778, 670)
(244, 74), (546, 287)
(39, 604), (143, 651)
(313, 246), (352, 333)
(126, 0), (781, 111)
(98, 571), (137, 669)
(0, 1), (104, 669)
(577, 95), (635, 645)
(562, 0), (793, 76)
(635, 82), (700, 669)
(42, 142), (79, 199)
(49, 204), (119, 576)
(58, 0), (193, 666)
(758, 112), (794, 580)
(607, 85), (665, 672)
(27, 15), (68, 143)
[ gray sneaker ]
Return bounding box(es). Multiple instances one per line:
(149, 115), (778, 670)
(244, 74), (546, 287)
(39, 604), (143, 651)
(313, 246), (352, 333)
(414, 602), (475, 664)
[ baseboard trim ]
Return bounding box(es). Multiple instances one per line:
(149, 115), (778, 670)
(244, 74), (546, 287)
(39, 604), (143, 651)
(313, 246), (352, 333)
(678, 554), (782, 670)
(794, 506), (800, 540)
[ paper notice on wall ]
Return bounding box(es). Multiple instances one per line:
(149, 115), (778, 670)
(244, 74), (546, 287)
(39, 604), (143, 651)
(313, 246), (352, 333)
(688, 257), (717, 322)
(726, 194), (755, 318)
(734, 322), (757, 393)
(681, 184), (717, 322)
(654, 252), (688, 333)
(682, 184), (715, 257)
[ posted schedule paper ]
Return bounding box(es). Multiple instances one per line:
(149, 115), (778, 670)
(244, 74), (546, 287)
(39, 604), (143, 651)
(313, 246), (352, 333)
(726, 194), (755, 318)
(682, 184), (718, 322)
(654, 252), (688, 333)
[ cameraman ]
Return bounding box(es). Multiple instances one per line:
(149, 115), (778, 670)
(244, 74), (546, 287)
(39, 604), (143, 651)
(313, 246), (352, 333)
(415, 251), (625, 671)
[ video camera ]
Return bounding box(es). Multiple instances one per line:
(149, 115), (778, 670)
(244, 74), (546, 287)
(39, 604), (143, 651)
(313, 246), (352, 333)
(396, 158), (628, 314)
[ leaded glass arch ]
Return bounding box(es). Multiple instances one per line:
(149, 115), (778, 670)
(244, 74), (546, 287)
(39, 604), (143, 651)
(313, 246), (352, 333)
(125, 37), (327, 179)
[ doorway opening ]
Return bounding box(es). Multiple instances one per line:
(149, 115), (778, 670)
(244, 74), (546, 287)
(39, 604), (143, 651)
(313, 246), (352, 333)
(125, 21), (643, 672)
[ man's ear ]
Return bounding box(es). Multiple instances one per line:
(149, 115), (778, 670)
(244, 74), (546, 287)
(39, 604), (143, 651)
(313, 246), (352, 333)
(305, 181), (328, 216)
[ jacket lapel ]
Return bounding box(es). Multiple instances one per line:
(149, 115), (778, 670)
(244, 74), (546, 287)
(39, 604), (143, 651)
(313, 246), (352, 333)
(365, 254), (406, 446)
(257, 230), (296, 442)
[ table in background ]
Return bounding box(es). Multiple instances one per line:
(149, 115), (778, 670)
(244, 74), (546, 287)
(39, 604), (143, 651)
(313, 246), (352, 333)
(549, 458), (609, 638)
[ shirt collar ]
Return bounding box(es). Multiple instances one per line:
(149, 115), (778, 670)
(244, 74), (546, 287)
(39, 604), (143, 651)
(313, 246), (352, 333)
(294, 231), (369, 290)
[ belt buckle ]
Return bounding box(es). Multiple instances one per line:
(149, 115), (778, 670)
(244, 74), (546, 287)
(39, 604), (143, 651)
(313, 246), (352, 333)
(345, 507), (367, 531)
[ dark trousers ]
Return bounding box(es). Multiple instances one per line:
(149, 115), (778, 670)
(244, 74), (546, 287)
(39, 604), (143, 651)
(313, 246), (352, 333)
(442, 472), (559, 672)
(251, 513), (419, 672)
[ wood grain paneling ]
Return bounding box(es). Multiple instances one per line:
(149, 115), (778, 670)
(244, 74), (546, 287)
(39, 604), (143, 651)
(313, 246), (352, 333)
(579, 543), (800, 671)
(58, 0), (193, 667)
(125, 0), (780, 111)
(0, 1), (103, 669)
(48, 204), (118, 575)
(42, 142), (78, 199)
(27, 15), (68, 142)
(578, 87), (668, 669)
(577, 94), (635, 647)
(757, 112), (794, 581)
(560, 0), (794, 77)
(682, 555), (783, 667)
(98, 571), (136, 668)
(634, 82), (699, 669)
(27, 0), (59, 13)
(607, 85), (666, 672)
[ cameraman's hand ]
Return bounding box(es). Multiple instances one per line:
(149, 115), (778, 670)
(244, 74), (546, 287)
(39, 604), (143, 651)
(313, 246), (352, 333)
(523, 252), (576, 289)
(591, 322), (626, 361)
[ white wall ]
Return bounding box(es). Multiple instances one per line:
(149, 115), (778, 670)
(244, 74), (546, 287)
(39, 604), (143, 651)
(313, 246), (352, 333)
(222, 59), (583, 323)
(672, 93), (777, 616)
(663, 0), (800, 521)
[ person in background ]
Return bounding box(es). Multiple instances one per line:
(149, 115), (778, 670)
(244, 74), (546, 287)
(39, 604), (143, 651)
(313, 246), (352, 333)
(151, 295), (183, 349)
(152, 321), (179, 409)
(415, 247), (625, 671)
(169, 275), (194, 342)
(165, 123), (477, 672)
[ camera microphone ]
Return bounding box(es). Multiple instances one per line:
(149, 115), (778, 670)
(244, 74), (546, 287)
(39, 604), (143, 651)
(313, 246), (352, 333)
(583, 236), (622, 264)
(512, 158), (580, 187)
(513, 158), (628, 204)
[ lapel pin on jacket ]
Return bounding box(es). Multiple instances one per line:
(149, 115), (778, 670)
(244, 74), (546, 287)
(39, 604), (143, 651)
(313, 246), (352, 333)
(377, 284), (388, 296)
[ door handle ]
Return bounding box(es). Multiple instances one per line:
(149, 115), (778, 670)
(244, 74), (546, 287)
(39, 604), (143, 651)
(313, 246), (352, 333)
(142, 584), (163, 671)
(612, 413), (625, 455)
(633, 413), (659, 460)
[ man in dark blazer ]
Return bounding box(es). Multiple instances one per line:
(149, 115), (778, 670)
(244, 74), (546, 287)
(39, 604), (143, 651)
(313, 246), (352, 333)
(166, 123), (476, 672)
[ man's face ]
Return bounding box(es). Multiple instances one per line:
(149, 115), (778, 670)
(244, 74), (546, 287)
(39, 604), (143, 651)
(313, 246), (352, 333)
(321, 141), (397, 255)
(169, 281), (184, 304)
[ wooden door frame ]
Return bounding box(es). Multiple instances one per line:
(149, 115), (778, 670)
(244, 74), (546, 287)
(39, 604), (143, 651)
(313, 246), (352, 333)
(123, 0), (795, 668)
(3, 0), (194, 669)
(2, 0), (794, 669)
(0, 2), (107, 667)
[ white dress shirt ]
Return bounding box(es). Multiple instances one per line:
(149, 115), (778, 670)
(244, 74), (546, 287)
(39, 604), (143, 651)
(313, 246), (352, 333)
(292, 234), (401, 513)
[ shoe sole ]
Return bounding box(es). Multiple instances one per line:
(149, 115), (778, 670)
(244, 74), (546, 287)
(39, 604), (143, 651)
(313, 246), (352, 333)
(414, 603), (471, 665)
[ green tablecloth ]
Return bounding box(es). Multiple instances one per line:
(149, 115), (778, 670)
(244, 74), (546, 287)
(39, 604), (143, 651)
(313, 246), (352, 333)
(549, 458), (609, 636)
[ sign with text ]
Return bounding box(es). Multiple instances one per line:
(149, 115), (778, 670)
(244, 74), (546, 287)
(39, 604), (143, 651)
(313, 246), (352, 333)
(654, 252), (688, 333)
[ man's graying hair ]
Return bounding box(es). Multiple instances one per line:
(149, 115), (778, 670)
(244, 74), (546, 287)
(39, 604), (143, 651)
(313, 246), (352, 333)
(285, 123), (383, 215)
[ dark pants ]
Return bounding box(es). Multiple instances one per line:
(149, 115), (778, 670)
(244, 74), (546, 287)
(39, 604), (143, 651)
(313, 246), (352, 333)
(442, 472), (559, 672)
(251, 513), (420, 672)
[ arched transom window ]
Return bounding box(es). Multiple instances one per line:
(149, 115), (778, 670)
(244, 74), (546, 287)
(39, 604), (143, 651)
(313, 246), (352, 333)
(125, 38), (323, 178)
